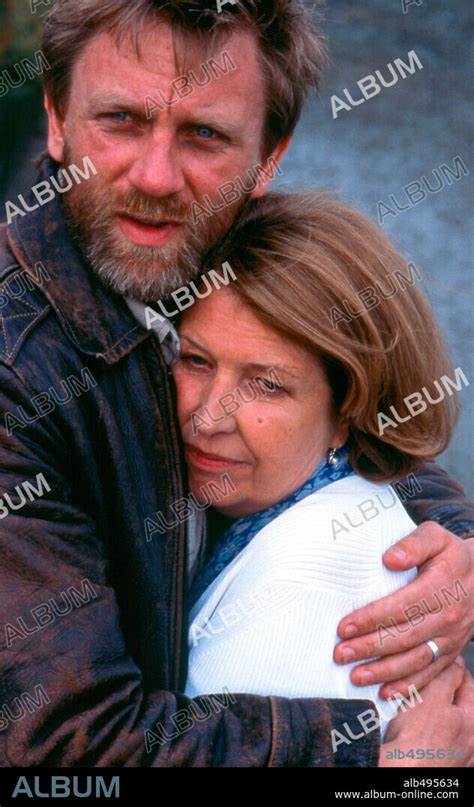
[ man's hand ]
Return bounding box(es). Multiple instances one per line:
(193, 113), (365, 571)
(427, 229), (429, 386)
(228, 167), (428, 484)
(334, 523), (474, 699)
(380, 658), (474, 767)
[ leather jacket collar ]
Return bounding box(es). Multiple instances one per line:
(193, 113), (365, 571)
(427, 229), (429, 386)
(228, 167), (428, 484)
(6, 158), (150, 365)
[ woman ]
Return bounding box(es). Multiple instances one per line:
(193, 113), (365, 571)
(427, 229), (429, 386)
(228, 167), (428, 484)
(171, 192), (462, 739)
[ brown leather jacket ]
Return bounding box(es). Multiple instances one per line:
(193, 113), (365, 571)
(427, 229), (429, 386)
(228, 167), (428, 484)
(0, 164), (472, 767)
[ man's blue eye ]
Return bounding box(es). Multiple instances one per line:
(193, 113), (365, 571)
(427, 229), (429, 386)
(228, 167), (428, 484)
(111, 112), (131, 122)
(196, 127), (215, 138)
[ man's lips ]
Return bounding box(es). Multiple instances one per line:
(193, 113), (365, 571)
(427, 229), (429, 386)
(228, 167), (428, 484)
(117, 214), (184, 247)
(185, 444), (249, 472)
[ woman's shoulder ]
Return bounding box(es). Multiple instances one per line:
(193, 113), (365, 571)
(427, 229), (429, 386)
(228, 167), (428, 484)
(246, 474), (417, 592)
(264, 473), (416, 537)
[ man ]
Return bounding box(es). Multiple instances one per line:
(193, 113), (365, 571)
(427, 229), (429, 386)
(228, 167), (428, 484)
(0, 0), (472, 767)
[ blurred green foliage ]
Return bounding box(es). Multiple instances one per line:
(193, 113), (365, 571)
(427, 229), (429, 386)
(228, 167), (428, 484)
(0, 0), (47, 63)
(0, 1), (50, 193)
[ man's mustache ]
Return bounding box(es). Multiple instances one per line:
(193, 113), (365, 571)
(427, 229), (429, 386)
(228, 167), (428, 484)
(112, 191), (191, 225)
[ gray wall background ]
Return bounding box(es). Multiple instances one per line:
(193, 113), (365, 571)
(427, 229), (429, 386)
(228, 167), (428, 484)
(273, 0), (473, 494)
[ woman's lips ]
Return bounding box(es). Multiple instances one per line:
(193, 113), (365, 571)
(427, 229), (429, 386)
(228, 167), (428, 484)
(117, 214), (183, 247)
(185, 445), (248, 473)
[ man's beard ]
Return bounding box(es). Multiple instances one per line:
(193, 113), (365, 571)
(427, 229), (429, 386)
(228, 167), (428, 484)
(61, 148), (246, 302)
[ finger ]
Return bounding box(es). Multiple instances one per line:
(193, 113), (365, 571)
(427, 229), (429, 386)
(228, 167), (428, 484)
(337, 560), (465, 641)
(337, 582), (422, 641)
(453, 668), (474, 708)
(347, 637), (452, 687)
(376, 651), (458, 698)
(379, 654), (465, 702)
(335, 608), (467, 664)
(382, 521), (453, 572)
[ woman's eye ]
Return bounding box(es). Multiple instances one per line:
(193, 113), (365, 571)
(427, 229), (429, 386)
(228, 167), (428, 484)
(180, 353), (209, 368)
(253, 376), (284, 393)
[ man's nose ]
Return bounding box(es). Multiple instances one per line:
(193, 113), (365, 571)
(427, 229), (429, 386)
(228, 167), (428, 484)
(127, 133), (186, 198)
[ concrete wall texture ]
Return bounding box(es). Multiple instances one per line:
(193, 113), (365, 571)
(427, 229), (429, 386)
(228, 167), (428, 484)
(273, 0), (473, 493)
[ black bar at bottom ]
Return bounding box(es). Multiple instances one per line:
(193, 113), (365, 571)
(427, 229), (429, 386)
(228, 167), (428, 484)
(0, 766), (472, 805)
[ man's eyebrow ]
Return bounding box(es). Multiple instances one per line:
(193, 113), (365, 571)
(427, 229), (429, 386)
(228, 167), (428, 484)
(86, 93), (146, 115)
(183, 100), (245, 130)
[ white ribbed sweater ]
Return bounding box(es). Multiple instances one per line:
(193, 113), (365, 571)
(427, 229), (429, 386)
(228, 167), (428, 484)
(185, 474), (418, 735)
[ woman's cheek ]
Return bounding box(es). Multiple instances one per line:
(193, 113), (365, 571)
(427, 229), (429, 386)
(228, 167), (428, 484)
(173, 371), (201, 425)
(242, 404), (289, 451)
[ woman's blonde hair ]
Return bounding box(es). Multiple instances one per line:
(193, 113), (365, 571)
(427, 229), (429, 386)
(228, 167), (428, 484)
(202, 192), (459, 481)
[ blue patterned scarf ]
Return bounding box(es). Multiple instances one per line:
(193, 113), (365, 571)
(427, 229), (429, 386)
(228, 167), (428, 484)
(189, 445), (354, 608)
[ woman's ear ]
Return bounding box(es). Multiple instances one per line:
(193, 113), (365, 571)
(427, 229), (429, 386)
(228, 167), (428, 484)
(333, 420), (350, 449)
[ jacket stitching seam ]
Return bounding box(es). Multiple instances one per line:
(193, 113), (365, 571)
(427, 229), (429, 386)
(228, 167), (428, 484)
(96, 324), (145, 356)
(268, 697), (282, 767)
(9, 220), (143, 357)
(1, 309), (47, 359)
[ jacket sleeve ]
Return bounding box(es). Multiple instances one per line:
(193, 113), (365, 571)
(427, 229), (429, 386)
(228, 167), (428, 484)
(399, 461), (474, 538)
(0, 363), (379, 768)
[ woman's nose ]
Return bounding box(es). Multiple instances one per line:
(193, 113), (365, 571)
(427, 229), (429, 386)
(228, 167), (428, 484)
(198, 385), (239, 434)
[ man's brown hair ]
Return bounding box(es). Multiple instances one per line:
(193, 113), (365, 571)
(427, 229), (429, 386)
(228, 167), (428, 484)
(42, 0), (326, 155)
(202, 192), (460, 482)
